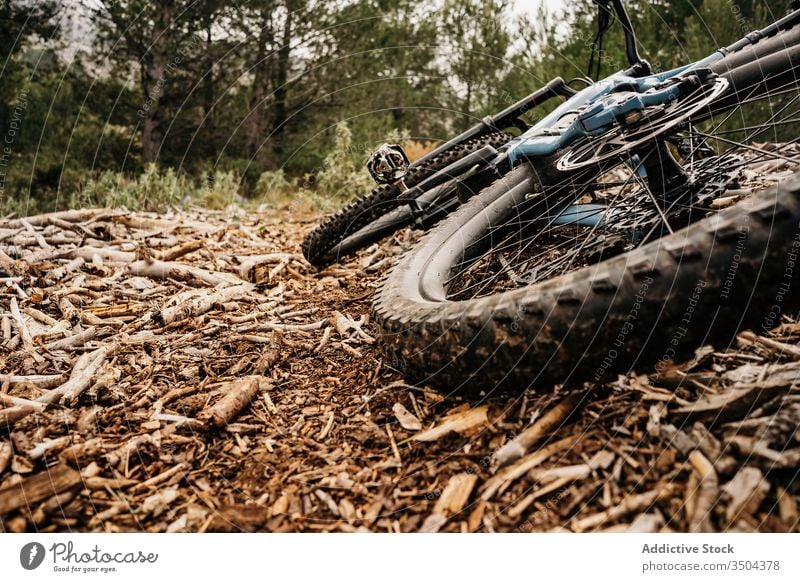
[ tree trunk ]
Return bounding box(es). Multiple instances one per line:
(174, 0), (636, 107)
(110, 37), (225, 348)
(245, 12), (273, 160)
(141, 56), (165, 163)
(270, 6), (293, 155)
(202, 21), (215, 147)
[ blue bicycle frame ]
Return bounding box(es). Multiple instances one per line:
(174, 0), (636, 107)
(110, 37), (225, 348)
(504, 56), (723, 166)
(503, 4), (800, 166)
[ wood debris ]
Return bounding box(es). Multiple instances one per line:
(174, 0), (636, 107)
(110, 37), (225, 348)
(412, 405), (488, 442)
(0, 203), (798, 532)
(392, 402), (422, 431)
(0, 463), (82, 515)
(492, 391), (587, 469)
(197, 376), (269, 430)
(419, 473), (478, 532)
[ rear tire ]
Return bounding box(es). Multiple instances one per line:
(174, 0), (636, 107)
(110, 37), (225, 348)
(301, 131), (512, 266)
(374, 23), (800, 396)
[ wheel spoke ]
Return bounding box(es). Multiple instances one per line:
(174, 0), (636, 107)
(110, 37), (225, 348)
(446, 64), (800, 301)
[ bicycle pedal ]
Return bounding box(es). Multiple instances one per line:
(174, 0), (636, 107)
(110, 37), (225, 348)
(367, 143), (410, 185)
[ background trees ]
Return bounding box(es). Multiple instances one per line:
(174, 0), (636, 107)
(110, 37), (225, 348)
(0, 0), (794, 214)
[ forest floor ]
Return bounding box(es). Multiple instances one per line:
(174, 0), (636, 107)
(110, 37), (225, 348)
(0, 200), (799, 533)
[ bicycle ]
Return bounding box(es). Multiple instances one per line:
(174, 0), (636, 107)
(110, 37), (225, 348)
(374, 0), (800, 395)
(301, 77), (577, 266)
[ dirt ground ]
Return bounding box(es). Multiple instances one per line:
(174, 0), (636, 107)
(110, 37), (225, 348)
(0, 204), (798, 532)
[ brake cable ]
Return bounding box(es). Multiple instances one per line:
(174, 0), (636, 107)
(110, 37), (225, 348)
(567, 76), (594, 89)
(587, 0), (614, 81)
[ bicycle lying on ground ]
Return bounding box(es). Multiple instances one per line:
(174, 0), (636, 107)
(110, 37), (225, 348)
(301, 71), (577, 266)
(370, 0), (800, 395)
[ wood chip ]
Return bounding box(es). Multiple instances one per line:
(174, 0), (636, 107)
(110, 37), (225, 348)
(722, 467), (769, 527)
(572, 483), (674, 532)
(392, 402), (422, 431)
(687, 450), (719, 533)
(627, 512), (665, 533)
(481, 436), (577, 500)
(0, 463), (82, 514)
(141, 486), (180, 517)
(673, 376), (798, 425)
(0, 441), (12, 475)
(197, 376), (269, 430)
(492, 391), (587, 469)
(412, 405), (488, 442)
(433, 473), (478, 516)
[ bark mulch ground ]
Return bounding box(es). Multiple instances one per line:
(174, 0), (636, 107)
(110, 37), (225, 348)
(0, 201), (798, 532)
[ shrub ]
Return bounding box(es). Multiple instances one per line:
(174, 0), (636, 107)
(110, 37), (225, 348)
(314, 122), (375, 203)
(252, 169), (300, 208)
(72, 164), (185, 211)
(196, 170), (240, 210)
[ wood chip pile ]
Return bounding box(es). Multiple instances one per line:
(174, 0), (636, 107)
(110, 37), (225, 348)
(0, 203), (798, 532)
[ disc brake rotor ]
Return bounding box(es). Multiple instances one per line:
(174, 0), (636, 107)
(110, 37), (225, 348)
(556, 77), (729, 171)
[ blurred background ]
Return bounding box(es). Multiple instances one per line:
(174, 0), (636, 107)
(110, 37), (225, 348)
(0, 0), (793, 215)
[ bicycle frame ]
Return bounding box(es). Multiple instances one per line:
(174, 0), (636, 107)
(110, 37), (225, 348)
(503, 7), (800, 168)
(504, 65), (716, 165)
(327, 3), (800, 262)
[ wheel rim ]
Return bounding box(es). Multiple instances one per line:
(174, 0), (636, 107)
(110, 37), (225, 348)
(439, 81), (800, 302)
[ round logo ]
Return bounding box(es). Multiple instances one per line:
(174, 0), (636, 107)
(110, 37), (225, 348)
(19, 542), (46, 570)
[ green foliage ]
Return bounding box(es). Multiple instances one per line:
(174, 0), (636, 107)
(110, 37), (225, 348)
(1, 0), (797, 216)
(72, 164), (184, 211)
(66, 166), (247, 213)
(439, 0), (514, 129)
(196, 171), (241, 210)
(313, 122), (375, 203)
(253, 169), (301, 208)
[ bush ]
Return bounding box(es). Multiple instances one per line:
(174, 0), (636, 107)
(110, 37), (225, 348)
(252, 169), (299, 208)
(71, 164), (186, 211)
(196, 170), (240, 210)
(313, 122), (375, 202)
(5, 120), (434, 217)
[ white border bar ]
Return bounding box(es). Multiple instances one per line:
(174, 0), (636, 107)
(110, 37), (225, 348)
(2, 533), (798, 581)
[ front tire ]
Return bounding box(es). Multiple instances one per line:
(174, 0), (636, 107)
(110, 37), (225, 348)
(374, 167), (800, 396)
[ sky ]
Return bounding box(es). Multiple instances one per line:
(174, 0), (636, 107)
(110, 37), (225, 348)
(514, 0), (563, 17)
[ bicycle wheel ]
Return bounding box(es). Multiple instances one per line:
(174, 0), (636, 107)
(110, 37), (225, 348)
(374, 26), (800, 396)
(301, 131), (512, 266)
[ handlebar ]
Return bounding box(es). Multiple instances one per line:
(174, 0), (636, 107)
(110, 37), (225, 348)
(487, 77), (577, 131)
(410, 77), (575, 169)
